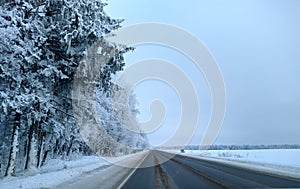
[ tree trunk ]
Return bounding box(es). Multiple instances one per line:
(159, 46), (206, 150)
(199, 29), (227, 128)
(37, 131), (44, 168)
(41, 150), (48, 167)
(5, 112), (20, 176)
(66, 136), (74, 157)
(24, 120), (36, 170)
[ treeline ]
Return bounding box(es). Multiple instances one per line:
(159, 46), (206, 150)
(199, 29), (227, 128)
(184, 144), (300, 150)
(0, 0), (148, 178)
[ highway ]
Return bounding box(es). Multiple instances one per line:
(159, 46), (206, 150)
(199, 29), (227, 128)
(120, 150), (300, 189)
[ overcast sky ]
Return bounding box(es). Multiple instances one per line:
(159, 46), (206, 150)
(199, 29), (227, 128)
(105, 0), (300, 146)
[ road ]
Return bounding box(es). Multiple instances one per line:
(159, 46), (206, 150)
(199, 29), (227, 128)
(120, 150), (300, 189)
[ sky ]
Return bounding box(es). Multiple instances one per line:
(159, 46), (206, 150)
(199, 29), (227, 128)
(105, 0), (300, 146)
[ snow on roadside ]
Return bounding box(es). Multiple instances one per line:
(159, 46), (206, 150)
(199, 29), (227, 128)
(53, 151), (149, 189)
(0, 156), (107, 189)
(187, 149), (300, 167)
(178, 149), (300, 179)
(40, 155), (107, 173)
(0, 152), (147, 189)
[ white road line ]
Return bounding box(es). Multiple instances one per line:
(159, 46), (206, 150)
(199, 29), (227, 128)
(116, 150), (150, 189)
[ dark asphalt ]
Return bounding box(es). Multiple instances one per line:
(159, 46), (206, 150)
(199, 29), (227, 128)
(121, 150), (300, 189)
(121, 153), (156, 189)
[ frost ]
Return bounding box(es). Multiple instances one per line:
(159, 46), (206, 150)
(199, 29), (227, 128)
(41, 68), (52, 77)
(97, 46), (103, 54)
(0, 0), (144, 178)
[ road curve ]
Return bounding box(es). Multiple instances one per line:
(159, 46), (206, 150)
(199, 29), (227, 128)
(120, 150), (300, 189)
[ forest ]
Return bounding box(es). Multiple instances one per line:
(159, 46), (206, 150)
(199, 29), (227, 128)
(0, 0), (148, 178)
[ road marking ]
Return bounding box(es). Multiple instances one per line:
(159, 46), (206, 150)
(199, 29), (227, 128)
(116, 150), (150, 189)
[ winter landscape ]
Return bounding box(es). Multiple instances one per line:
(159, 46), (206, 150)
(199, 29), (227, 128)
(1, 0), (300, 188)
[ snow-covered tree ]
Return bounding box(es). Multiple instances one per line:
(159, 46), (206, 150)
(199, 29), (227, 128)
(72, 39), (148, 156)
(95, 85), (149, 151)
(0, 0), (147, 177)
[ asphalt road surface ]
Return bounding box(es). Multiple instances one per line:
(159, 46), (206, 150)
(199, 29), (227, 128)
(121, 150), (300, 189)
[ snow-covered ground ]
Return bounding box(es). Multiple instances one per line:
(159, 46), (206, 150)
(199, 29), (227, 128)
(0, 152), (147, 189)
(184, 149), (300, 167)
(0, 156), (107, 189)
(178, 149), (300, 179)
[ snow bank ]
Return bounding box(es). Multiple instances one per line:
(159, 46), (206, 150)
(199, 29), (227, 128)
(0, 156), (107, 189)
(179, 149), (300, 179)
(184, 149), (300, 167)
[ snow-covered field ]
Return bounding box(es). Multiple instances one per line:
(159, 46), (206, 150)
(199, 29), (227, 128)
(179, 149), (300, 179)
(185, 149), (300, 167)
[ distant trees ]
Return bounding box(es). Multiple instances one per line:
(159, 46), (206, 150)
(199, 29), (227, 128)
(181, 144), (300, 151)
(0, 0), (148, 177)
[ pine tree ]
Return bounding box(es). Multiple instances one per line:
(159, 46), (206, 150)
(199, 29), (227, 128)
(0, 0), (143, 177)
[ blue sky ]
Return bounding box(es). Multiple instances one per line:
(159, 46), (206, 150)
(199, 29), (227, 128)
(105, 0), (300, 146)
